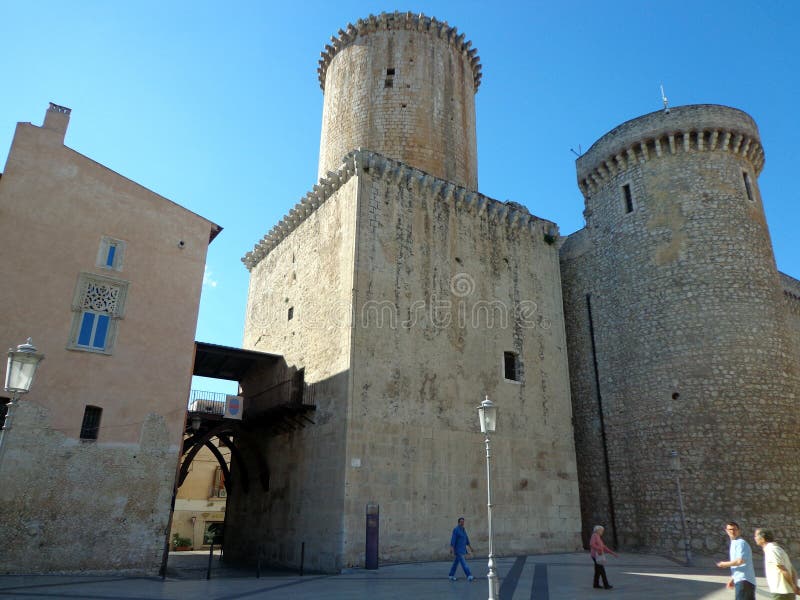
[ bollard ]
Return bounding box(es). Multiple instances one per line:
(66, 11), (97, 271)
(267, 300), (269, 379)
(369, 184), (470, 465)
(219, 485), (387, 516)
(206, 541), (214, 580)
(365, 503), (379, 570)
(300, 541), (305, 576)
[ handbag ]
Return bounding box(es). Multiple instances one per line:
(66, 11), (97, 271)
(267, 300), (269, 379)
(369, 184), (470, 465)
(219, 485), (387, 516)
(595, 552), (607, 565)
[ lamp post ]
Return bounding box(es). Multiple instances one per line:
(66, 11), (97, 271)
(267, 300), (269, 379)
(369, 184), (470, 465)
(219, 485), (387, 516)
(477, 395), (498, 600)
(669, 450), (692, 566)
(1, 338), (45, 457)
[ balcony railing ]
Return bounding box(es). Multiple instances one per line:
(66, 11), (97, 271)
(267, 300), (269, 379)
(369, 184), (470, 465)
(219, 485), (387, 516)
(188, 390), (228, 415)
(188, 372), (312, 422)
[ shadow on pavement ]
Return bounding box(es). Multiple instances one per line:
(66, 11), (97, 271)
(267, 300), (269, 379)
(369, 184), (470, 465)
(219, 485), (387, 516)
(166, 550), (297, 580)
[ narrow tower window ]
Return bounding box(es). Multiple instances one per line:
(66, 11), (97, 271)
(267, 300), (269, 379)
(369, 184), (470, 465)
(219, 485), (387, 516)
(743, 171), (754, 201)
(80, 405), (102, 440)
(97, 236), (126, 271)
(503, 351), (521, 382)
(622, 184), (634, 213)
(384, 68), (395, 88)
(288, 307), (294, 321)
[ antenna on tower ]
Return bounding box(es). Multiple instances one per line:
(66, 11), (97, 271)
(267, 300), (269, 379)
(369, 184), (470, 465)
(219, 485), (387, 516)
(660, 83), (670, 114)
(570, 144), (582, 157)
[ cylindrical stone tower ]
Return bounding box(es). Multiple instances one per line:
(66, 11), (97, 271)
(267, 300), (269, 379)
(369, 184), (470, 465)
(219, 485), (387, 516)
(566, 105), (800, 557)
(317, 11), (481, 190)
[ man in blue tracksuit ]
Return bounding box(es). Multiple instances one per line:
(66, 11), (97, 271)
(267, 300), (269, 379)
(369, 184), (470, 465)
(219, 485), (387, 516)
(449, 517), (475, 581)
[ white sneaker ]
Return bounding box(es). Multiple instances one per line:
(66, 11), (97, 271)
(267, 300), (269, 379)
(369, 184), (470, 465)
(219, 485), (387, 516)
(468, 575), (475, 582)
(449, 576), (457, 581)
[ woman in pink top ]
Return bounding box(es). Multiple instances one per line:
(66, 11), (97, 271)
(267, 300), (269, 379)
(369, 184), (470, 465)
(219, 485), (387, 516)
(590, 525), (618, 589)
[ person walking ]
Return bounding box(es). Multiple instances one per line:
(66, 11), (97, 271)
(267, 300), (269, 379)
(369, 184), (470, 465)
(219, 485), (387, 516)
(716, 521), (757, 600)
(448, 517), (474, 582)
(590, 525), (617, 590)
(754, 528), (800, 599)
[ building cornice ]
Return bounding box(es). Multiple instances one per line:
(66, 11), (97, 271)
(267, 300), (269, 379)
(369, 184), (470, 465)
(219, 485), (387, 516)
(781, 272), (800, 304)
(317, 11), (482, 93)
(578, 126), (765, 199)
(242, 150), (555, 271)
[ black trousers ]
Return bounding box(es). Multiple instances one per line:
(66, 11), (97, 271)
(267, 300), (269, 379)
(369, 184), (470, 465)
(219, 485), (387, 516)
(592, 557), (610, 588)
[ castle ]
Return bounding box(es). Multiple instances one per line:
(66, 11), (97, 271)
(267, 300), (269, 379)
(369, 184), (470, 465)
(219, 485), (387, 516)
(229, 12), (581, 570)
(229, 11), (800, 571)
(1, 10), (798, 576)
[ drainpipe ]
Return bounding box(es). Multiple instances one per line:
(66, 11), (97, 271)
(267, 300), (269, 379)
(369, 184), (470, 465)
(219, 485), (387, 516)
(586, 294), (618, 549)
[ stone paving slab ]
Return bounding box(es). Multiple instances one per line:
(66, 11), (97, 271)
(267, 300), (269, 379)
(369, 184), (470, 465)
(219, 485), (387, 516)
(0, 552), (778, 599)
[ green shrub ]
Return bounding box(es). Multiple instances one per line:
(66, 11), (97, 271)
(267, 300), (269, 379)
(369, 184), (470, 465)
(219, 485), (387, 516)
(172, 533), (192, 549)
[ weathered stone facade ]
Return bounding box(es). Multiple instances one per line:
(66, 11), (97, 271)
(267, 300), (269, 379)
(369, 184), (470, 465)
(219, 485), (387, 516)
(238, 147), (582, 571)
(238, 12), (582, 571)
(6, 11), (799, 578)
(232, 174), (358, 571)
(240, 13), (800, 570)
(561, 105), (800, 558)
(344, 152), (579, 563)
(316, 12), (479, 191)
(783, 274), (800, 359)
(236, 11), (800, 572)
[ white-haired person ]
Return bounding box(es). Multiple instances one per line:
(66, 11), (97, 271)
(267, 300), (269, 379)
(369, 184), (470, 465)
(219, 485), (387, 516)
(754, 528), (800, 599)
(590, 525), (618, 590)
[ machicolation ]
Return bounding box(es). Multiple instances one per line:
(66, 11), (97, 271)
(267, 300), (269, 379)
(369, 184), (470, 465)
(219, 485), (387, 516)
(317, 11), (482, 92)
(577, 105), (764, 198)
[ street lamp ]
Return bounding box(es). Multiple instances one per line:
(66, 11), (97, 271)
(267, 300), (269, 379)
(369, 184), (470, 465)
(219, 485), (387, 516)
(477, 395), (498, 600)
(669, 449), (692, 566)
(1, 338), (45, 452)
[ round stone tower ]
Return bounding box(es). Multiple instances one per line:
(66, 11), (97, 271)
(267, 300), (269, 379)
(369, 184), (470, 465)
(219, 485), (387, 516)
(572, 105), (800, 557)
(317, 11), (481, 191)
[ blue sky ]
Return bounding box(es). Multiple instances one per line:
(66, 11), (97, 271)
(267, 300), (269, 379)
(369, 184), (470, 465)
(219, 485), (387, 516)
(3, 1), (798, 395)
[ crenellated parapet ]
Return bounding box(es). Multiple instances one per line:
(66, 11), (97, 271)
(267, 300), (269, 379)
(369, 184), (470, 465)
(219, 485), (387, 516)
(576, 105), (765, 198)
(317, 11), (482, 93)
(47, 102), (71, 115)
(782, 272), (800, 312)
(242, 150), (554, 271)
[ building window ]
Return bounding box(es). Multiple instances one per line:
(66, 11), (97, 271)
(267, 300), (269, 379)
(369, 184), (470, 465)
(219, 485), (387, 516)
(743, 171), (754, 201)
(503, 351), (521, 382)
(97, 236), (126, 271)
(212, 467), (226, 498)
(385, 67), (395, 88)
(204, 522), (224, 545)
(622, 184), (634, 213)
(80, 405), (102, 440)
(68, 272), (129, 354)
(288, 307), (294, 320)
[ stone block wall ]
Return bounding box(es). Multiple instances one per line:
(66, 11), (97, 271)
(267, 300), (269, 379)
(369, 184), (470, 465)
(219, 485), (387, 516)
(558, 229), (616, 548)
(0, 404), (175, 572)
(563, 105), (800, 558)
(234, 177), (359, 572)
(238, 149), (582, 570)
(342, 152), (581, 566)
(782, 273), (800, 357)
(317, 12), (479, 191)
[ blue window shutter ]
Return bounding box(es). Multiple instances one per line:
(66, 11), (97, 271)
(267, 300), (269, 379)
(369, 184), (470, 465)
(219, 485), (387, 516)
(93, 314), (110, 349)
(106, 244), (117, 267)
(77, 312), (96, 346)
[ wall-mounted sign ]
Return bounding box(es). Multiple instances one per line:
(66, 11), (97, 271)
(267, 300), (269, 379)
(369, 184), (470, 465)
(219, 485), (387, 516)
(225, 395), (243, 420)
